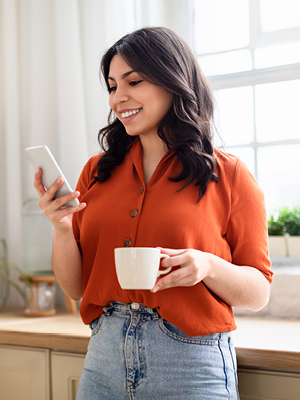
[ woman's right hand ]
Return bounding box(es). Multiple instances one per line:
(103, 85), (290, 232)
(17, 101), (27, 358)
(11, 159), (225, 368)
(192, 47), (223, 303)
(34, 167), (86, 235)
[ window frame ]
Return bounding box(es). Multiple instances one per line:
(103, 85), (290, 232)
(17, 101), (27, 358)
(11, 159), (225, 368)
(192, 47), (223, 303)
(249, 0), (300, 48)
(193, 0), (300, 186)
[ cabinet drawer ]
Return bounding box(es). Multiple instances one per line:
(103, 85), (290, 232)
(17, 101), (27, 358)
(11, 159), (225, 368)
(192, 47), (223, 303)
(238, 368), (300, 400)
(51, 351), (85, 400)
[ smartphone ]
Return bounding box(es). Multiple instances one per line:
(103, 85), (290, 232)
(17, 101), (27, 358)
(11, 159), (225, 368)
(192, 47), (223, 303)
(25, 145), (80, 207)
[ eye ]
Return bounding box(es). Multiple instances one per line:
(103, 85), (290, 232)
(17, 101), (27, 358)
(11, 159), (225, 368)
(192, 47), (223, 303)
(108, 86), (117, 93)
(129, 80), (143, 86)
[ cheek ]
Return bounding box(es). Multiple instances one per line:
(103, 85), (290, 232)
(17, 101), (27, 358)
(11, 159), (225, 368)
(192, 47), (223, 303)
(153, 89), (174, 118)
(164, 92), (174, 113)
(156, 97), (173, 121)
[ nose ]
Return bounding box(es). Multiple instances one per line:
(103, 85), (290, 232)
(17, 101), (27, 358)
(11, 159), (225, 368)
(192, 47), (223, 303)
(112, 86), (129, 105)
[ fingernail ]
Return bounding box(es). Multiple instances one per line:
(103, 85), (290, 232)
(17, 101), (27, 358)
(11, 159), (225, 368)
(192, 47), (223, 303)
(152, 285), (160, 293)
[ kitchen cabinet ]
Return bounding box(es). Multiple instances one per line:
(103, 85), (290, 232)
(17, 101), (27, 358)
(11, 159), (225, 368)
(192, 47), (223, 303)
(0, 344), (50, 400)
(0, 344), (85, 400)
(51, 351), (85, 400)
(1, 312), (300, 400)
(238, 368), (300, 400)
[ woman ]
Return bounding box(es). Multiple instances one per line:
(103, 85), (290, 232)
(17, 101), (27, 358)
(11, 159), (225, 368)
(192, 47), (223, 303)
(34, 27), (273, 399)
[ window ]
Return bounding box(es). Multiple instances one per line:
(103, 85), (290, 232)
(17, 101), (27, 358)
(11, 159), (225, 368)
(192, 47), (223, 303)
(194, 0), (300, 215)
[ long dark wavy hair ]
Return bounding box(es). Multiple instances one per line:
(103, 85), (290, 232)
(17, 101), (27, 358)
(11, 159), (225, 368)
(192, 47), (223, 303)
(95, 27), (218, 200)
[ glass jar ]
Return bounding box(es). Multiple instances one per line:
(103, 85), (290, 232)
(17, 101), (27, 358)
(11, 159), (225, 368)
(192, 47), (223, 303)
(24, 276), (56, 317)
(22, 199), (53, 274)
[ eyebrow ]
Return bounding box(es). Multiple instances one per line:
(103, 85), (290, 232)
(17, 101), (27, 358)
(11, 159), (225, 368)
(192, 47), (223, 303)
(108, 70), (135, 82)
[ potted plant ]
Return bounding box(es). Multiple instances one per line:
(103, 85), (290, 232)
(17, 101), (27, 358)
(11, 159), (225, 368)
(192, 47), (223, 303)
(268, 206), (300, 258)
(280, 206), (300, 257)
(0, 238), (31, 309)
(268, 212), (287, 257)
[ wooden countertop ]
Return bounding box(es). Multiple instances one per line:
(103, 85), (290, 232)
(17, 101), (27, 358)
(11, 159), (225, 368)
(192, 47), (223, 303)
(0, 310), (90, 353)
(0, 310), (299, 372)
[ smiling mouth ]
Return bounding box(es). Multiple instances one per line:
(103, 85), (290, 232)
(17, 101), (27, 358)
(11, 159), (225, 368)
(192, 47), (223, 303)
(120, 108), (142, 118)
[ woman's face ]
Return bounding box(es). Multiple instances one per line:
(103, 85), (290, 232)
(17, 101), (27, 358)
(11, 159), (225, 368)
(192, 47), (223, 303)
(108, 54), (173, 140)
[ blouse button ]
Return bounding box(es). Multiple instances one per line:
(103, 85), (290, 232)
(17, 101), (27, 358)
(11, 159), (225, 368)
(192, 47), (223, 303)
(140, 187), (144, 194)
(131, 209), (138, 218)
(124, 239), (132, 247)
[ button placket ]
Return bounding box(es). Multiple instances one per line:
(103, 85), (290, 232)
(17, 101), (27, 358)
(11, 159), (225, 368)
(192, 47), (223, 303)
(124, 184), (146, 248)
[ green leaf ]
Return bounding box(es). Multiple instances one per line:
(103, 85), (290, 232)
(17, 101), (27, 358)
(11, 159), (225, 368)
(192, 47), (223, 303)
(0, 238), (32, 307)
(0, 239), (10, 306)
(268, 205), (300, 236)
(0, 272), (27, 305)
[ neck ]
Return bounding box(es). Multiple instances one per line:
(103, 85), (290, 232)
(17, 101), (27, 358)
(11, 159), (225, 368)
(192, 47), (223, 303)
(139, 134), (168, 184)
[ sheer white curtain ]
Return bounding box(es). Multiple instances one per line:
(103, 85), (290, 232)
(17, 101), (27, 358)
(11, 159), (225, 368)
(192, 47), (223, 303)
(0, 0), (193, 305)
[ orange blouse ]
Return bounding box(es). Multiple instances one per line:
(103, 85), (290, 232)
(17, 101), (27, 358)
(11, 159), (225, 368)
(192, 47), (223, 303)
(73, 138), (273, 336)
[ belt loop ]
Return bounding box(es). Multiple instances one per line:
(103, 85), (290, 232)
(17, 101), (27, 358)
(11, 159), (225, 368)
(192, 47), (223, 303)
(103, 303), (114, 315)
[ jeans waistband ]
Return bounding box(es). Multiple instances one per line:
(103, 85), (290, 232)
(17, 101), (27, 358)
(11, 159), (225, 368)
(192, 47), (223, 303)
(104, 301), (158, 315)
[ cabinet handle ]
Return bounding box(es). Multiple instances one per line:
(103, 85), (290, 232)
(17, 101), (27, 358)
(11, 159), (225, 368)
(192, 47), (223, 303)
(68, 377), (80, 400)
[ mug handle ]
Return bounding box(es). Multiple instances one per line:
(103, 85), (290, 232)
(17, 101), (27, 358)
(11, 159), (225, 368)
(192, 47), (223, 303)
(157, 254), (172, 277)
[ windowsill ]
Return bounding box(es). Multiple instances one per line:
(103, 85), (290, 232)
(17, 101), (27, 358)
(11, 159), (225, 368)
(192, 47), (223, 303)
(234, 316), (300, 372)
(271, 256), (300, 266)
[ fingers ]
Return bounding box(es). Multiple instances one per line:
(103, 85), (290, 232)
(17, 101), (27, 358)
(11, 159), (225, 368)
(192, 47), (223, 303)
(34, 168), (64, 201)
(40, 191), (86, 235)
(151, 266), (198, 293)
(151, 248), (207, 293)
(34, 168), (47, 198)
(33, 168), (86, 228)
(46, 200), (86, 224)
(41, 187), (85, 215)
(157, 247), (186, 257)
(159, 249), (188, 268)
(34, 170), (77, 210)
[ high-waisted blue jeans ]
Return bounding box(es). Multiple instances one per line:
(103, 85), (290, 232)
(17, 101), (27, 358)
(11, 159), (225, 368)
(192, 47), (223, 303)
(76, 302), (240, 400)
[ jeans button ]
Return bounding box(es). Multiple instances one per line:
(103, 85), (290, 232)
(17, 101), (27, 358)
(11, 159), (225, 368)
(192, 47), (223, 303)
(131, 303), (140, 310)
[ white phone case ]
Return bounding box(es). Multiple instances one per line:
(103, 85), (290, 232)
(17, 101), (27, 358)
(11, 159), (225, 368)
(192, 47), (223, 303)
(25, 145), (80, 207)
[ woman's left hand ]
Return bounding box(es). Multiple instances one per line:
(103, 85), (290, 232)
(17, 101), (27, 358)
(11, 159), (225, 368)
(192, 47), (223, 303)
(151, 248), (211, 293)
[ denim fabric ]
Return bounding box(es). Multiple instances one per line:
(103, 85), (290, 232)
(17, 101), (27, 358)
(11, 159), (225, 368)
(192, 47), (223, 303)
(76, 302), (240, 400)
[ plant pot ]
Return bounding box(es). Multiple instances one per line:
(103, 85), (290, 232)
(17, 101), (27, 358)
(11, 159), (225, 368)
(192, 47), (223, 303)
(286, 236), (300, 257)
(268, 236), (287, 258)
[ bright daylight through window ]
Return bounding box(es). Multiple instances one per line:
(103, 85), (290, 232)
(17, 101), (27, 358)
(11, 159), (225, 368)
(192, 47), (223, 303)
(194, 0), (300, 215)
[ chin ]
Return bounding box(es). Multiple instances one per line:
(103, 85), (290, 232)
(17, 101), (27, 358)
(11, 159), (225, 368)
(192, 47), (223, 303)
(124, 129), (140, 137)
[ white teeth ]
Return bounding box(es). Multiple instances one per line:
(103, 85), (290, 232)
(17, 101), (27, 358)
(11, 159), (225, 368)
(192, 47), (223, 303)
(121, 109), (141, 118)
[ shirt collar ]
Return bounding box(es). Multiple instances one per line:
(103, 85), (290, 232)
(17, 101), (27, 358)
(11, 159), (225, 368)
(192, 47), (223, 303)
(129, 138), (176, 184)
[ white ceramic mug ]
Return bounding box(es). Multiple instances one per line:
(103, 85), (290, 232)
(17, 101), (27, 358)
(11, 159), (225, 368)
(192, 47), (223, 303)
(114, 247), (172, 290)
